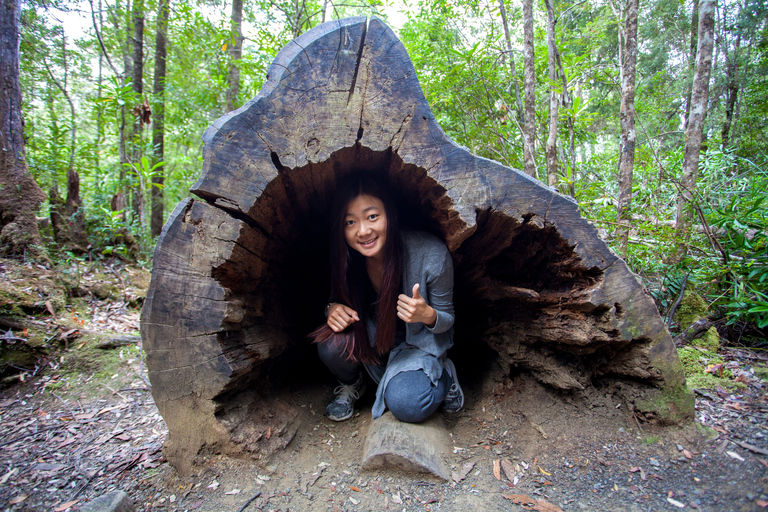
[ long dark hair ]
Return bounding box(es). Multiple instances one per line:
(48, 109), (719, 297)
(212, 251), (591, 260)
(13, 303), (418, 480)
(316, 173), (404, 364)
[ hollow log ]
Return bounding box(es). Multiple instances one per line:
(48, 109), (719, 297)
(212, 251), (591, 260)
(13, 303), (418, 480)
(140, 17), (691, 474)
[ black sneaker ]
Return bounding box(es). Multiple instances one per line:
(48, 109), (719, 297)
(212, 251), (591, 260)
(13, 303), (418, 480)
(442, 358), (464, 413)
(326, 375), (366, 421)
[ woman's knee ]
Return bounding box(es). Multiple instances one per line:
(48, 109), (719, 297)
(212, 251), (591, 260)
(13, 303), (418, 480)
(384, 370), (447, 423)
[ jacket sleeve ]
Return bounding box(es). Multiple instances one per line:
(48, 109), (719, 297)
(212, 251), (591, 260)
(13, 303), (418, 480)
(425, 244), (455, 334)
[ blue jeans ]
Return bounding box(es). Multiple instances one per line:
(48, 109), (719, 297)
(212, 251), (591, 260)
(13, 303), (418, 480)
(317, 339), (450, 423)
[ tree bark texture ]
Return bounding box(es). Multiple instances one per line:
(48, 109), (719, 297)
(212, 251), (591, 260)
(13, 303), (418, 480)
(522, 0), (536, 178)
(0, 0), (47, 258)
(616, 0), (639, 258)
(226, 0), (243, 113)
(544, 0), (559, 188)
(141, 18), (690, 474)
(675, 0), (715, 252)
(151, 0), (169, 237)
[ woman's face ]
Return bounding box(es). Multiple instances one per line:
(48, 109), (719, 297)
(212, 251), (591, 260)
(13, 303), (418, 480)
(344, 194), (388, 261)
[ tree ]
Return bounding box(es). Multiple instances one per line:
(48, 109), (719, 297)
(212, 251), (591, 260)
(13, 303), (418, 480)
(521, 0), (536, 178)
(226, 0), (243, 113)
(675, 0), (716, 256)
(616, 0), (639, 257)
(498, 0), (522, 121)
(151, 0), (169, 237)
(0, 0), (46, 258)
(544, 0), (559, 187)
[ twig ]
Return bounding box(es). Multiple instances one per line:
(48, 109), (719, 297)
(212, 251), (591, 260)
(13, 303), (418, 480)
(666, 273), (689, 328)
(236, 491), (262, 512)
(69, 461), (110, 501)
(732, 439), (768, 456)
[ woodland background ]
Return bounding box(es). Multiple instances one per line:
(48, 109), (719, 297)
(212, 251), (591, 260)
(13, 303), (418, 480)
(1, 0), (766, 346)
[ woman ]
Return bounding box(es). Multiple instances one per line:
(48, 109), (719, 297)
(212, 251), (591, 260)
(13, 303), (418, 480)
(315, 174), (463, 423)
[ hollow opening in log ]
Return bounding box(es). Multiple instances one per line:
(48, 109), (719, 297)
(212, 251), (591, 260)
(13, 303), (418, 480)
(197, 143), (616, 449)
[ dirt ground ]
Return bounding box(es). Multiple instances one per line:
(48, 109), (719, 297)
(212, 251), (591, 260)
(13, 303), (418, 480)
(1, 258), (767, 512)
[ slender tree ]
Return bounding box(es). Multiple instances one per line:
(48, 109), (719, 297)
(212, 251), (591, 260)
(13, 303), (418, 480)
(0, 0), (47, 258)
(675, 0), (716, 256)
(544, 0), (559, 187)
(498, 0), (523, 121)
(226, 0), (243, 113)
(522, 0), (536, 178)
(151, 0), (169, 237)
(683, 0), (699, 131)
(720, 4), (741, 149)
(616, 0), (639, 257)
(130, 0), (145, 223)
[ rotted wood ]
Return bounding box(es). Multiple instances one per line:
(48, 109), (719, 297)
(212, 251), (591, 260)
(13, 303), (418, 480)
(141, 16), (691, 474)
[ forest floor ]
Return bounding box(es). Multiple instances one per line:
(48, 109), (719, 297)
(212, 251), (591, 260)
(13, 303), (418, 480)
(0, 257), (767, 512)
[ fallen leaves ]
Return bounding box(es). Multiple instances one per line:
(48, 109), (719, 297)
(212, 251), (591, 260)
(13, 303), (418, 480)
(452, 461), (475, 483)
(8, 494), (28, 505)
(503, 493), (563, 512)
(53, 499), (79, 511)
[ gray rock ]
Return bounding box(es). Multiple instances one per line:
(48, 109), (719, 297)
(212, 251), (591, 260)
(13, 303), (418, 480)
(79, 490), (135, 512)
(361, 412), (451, 480)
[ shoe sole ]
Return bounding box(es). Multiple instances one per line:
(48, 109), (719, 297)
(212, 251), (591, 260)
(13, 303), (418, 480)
(327, 410), (354, 422)
(443, 358), (464, 412)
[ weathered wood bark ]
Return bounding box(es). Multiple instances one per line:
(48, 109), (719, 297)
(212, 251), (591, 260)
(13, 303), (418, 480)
(616, 0), (639, 257)
(0, 0), (47, 258)
(141, 17), (691, 474)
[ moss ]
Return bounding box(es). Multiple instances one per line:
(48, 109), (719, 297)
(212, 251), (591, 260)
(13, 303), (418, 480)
(675, 291), (709, 329)
(635, 382), (696, 425)
(692, 327), (720, 352)
(677, 346), (745, 390)
(753, 366), (768, 382)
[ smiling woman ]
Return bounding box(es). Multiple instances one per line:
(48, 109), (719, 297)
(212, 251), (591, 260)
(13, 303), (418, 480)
(314, 173), (463, 424)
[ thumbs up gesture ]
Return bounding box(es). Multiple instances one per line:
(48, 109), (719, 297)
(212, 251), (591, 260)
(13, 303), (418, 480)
(397, 284), (437, 328)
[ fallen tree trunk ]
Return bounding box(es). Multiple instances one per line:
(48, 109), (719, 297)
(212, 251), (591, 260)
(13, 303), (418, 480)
(140, 17), (692, 474)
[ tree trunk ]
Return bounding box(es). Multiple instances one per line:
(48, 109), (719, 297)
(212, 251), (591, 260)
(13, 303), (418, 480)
(498, 0), (523, 122)
(720, 14), (740, 150)
(616, 0), (639, 258)
(675, 0), (715, 256)
(226, 0), (243, 113)
(544, 0), (559, 188)
(522, 0), (536, 178)
(140, 17), (691, 475)
(554, 45), (575, 197)
(683, 0), (699, 131)
(151, 0), (169, 237)
(0, 0), (47, 259)
(130, 0), (144, 224)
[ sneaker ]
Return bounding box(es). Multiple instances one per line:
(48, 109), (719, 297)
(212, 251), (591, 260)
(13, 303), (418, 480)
(442, 358), (464, 413)
(326, 375), (366, 421)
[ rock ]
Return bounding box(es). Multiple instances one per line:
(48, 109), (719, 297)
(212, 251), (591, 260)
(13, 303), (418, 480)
(362, 412), (451, 480)
(79, 490), (135, 512)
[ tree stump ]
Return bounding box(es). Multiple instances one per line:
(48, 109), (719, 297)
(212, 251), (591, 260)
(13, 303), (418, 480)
(140, 17), (692, 474)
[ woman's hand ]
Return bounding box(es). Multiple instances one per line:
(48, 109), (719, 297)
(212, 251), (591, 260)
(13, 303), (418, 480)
(397, 284), (437, 328)
(326, 303), (360, 332)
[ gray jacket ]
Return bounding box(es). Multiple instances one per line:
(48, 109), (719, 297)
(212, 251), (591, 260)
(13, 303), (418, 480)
(370, 230), (455, 419)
